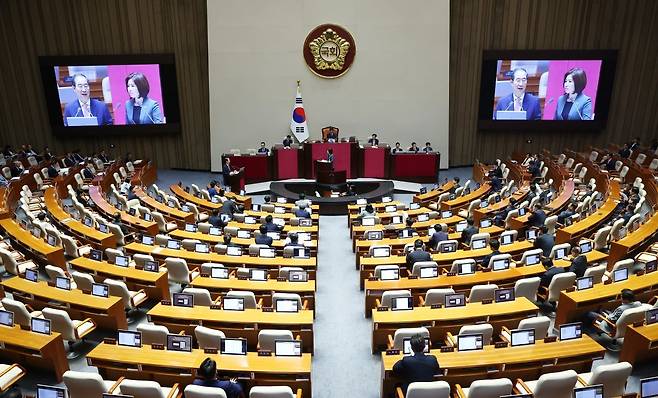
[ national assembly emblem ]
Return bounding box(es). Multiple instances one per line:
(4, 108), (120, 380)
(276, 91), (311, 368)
(303, 24), (356, 79)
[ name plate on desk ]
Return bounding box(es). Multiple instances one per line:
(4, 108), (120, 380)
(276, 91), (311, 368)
(368, 276), (378, 281)
(262, 307), (274, 312)
(104, 338), (117, 345)
(258, 350), (272, 356)
(151, 344), (165, 350)
(431, 304), (442, 309)
(544, 336), (557, 343)
(210, 304), (222, 310)
(633, 321), (644, 327)
(440, 346), (455, 353)
(446, 272), (456, 277)
(386, 349), (400, 355)
(566, 287), (576, 293)
(161, 300), (171, 306)
(204, 348), (218, 354)
(200, 273), (210, 278)
(135, 265), (144, 270)
(408, 275), (419, 280)
(377, 306), (389, 312)
(481, 299), (493, 305)
(481, 268), (492, 273)
(495, 342), (508, 348)
(277, 277), (287, 282)
(238, 276), (249, 280)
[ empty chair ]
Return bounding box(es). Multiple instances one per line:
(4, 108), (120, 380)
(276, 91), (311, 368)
(186, 202), (209, 222)
(182, 239), (202, 251)
(152, 212), (177, 233)
(390, 327), (431, 350)
(520, 249), (543, 266)
(539, 272), (577, 304)
(368, 245), (391, 257)
(258, 329), (294, 351)
(374, 265), (400, 279)
(133, 253), (155, 267)
(1, 298), (42, 328)
(584, 264), (607, 284)
(249, 386), (298, 398)
(71, 271), (95, 292)
(104, 279), (148, 322)
(44, 265), (77, 289)
(468, 284), (498, 303)
(592, 226), (612, 251)
(42, 307), (96, 359)
(450, 323), (494, 346)
(549, 243), (571, 260)
(557, 154), (566, 164)
(0, 363), (25, 393)
(649, 158), (658, 171)
(450, 259), (476, 274)
(136, 324), (170, 346)
(200, 262), (226, 275)
(504, 209), (519, 229)
(104, 248), (124, 264)
(155, 234), (170, 246)
(469, 232), (490, 248)
(614, 166), (629, 183)
(278, 267), (304, 279)
(636, 153), (647, 165)
(272, 292), (305, 310)
(422, 288), (455, 307)
(249, 243), (270, 256)
(501, 316), (551, 341)
(379, 290), (412, 308)
(458, 199), (481, 219)
(63, 370), (117, 398)
(514, 277), (541, 302)
(437, 240), (459, 253)
(225, 291), (259, 309)
(182, 287), (218, 306)
(165, 257), (199, 286)
(454, 378), (513, 398)
(197, 222), (212, 234)
(516, 370), (578, 398)
(609, 218), (626, 241)
(184, 385), (228, 398)
(499, 230), (517, 245)
(117, 379), (180, 398)
(588, 151), (599, 163)
(194, 325), (226, 350)
(0, 248), (37, 276)
(577, 362), (632, 398)
(61, 235), (92, 258)
(399, 381), (450, 398)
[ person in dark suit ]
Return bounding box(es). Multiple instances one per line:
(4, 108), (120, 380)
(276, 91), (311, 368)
(208, 209), (226, 229)
(480, 239), (501, 269)
(461, 218), (479, 245)
(325, 129), (338, 142)
(408, 142), (420, 153)
(82, 163), (95, 179)
(557, 203), (577, 225)
(406, 239), (431, 267)
(490, 174), (503, 191)
(9, 161), (23, 177)
(494, 198), (517, 226)
(422, 142), (433, 153)
(392, 334), (440, 393)
(368, 133), (379, 146)
(629, 137), (640, 151)
(284, 233), (304, 249)
(553, 68), (592, 120)
(62, 74), (113, 126)
(622, 204), (635, 224)
(192, 357), (243, 398)
(392, 142), (403, 154)
(618, 144), (631, 159)
(428, 225), (448, 250)
(533, 226), (554, 257)
(257, 142), (269, 154)
(97, 149), (109, 163)
(528, 204), (547, 228)
(263, 215), (283, 232)
(221, 198), (239, 219)
(494, 68), (542, 120)
(540, 257), (564, 288)
(207, 181), (219, 199)
(294, 203), (311, 218)
(449, 177), (461, 194)
(222, 158), (233, 187)
(47, 162), (58, 178)
(568, 246), (588, 278)
(125, 72), (163, 124)
(283, 135), (293, 147)
(398, 218), (417, 238)
(326, 148), (335, 163)
(255, 224), (273, 246)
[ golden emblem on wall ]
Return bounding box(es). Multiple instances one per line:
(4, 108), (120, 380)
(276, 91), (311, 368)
(303, 24), (356, 79)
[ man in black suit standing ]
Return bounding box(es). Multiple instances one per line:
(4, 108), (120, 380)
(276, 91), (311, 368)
(392, 334), (440, 393)
(222, 158), (233, 188)
(533, 226), (554, 257)
(283, 135), (294, 147)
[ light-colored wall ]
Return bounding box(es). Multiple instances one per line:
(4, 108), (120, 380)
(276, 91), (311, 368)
(208, 0), (450, 171)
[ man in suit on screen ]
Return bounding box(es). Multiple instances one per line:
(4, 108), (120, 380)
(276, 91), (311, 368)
(494, 67), (542, 120)
(62, 74), (113, 126)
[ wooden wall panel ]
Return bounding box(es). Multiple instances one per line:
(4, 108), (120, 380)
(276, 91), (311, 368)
(449, 0), (658, 166)
(0, 0), (210, 169)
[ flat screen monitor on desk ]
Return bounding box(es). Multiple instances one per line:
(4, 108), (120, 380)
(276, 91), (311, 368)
(275, 299), (299, 313)
(495, 288), (515, 303)
(211, 267), (229, 279)
(510, 329), (535, 346)
(167, 334), (192, 352)
(419, 265), (438, 279)
(250, 269), (268, 281)
(221, 338), (247, 355)
(559, 322), (582, 341)
(37, 385), (67, 398)
(92, 283), (109, 298)
(223, 297), (245, 311)
(379, 268), (399, 281)
(275, 340), (302, 357)
(289, 270), (308, 282)
(0, 310), (14, 327)
(118, 330), (142, 347)
(641, 376), (658, 398)
(445, 293), (466, 308)
(457, 333), (483, 351)
(574, 385), (604, 398)
(172, 293), (194, 308)
(492, 258), (510, 271)
(31, 318), (51, 335)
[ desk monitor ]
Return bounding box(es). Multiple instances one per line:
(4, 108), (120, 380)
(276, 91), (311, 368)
(419, 265), (439, 279)
(167, 334), (192, 352)
(441, 210), (452, 219)
(402, 337), (430, 354)
(471, 238), (487, 250)
(391, 297), (413, 311)
(559, 322), (582, 341)
(501, 233), (514, 245)
(251, 204), (261, 211)
(236, 229), (251, 239)
(92, 283), (109, 298)
(209, 227), (222, 236)
(356, 198), (367, 205)
(32, 225), (42, 238)
(275, 299), (299, 313)
(510, 328), (535, 347)
(440, 241), (458, 253)
(272, 218), (285, 227)
(0, 310), (14, 327)
(226, 246), (242, 256)
(144, 260), (159, 272)
(646, 260), (658, 274)
(166, 240), (181, 250)
(646, 308), (658, 325)
(495, 195), (502, 203)
(525, 253), (540, 266)
(449, 194), (456, 200)
(274, 207), (286, 214)
(83, 216), (93, 227)
(554, 247), (568, 260)
(564, 216), (573, 226)
(31, 318), (51, 335)
(457, 333), (483, 351)
(410, 203), (421, 210)
(259, 248), (276, 258)
(372, 247), (391, 258)
(98, 223), (109, 233)
(641, 376), (658, 398)
(144, 213), (153, 221)
(525, 228), (538, 241)
(455, 221), (468, 232)
(299, 218), (312, 227)
(480, 201), (489, 208)
(495, 288), (515, 303)
(185, 223), (197, 232)
(382, 196), (392, 203)
(400, 229), (413, 238)
(172, 293), (194, 307)
(391, 216), (403, 225)
(379, 268), (400, 281)
(518, 207), (527, 216)
(266, 232), (281, 240)
(480, 219), (492, 228)
(576, 276), (594, 291)
(221, 337), (247, 355)
(492, 258), (510, 271)
(118, 330), (142, 347)
(25, 268), (38, 282)
(55, 276), (71, 290)
(276, 197), (287, 204)
(128, 208), (137, 216)
(574, 385), (604, 398)
(293, 247), (309, 258)
(167, 200), (176, 208)
(223, 297), (245, 311)
(385, 205), (397, 213)
(362, 217), (375, 226)
(366, 231), (384, 240)
(579, 240), (593, 254)
(275, 340), (302, 357)
(211, 196), (220, 204)
(244, 216), (257, 224)
(211, 267), (229, 279)
(458, 262), (475, 275)
(289, 270), (308, 282)
(613, 268), (629, 282)
(463, 187), (471, 195)
(47, 234), (57, 246)
(419, 187), (427, 194)
(445, 293), (466, 308)
(250, 269), (268, 281)
(37, 385), (67, 398)
(297, 232), (311, 242)
(195, 243), (210, 253)
(114, 255), (129, 267)
(141, 235), (154, 245)
(417, 213), (430, 222)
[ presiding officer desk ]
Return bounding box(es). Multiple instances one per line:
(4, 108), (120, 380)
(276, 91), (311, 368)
(0, 277), (127, 330)
(380, 334), (604, 398)
(0, 325), (69, 382)
(147, 303), (315, 352)
(620, 322), (658, 365)
(89, 185), (159, 236)
(69, 256), (170, 301)
(88, 342), (311, 397)
(0, 218), (67, 269)
(371, 297), (538, 353)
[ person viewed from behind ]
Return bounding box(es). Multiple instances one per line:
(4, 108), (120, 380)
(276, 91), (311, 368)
(398, 218), (417, 238)
(406, 239), (431, 267)
(539, 257), (563, 288)
(480, 239), (501, 269)
(125, 72), (163, 124)
(461, 218), (479, 244)
(528, 203), (547, 228)
(554, 67), (592, 120)
(295, 202), (311, 219)
(255, 224), (273, 246)
(358, 204), (376, 219)
(392, 334), (440, 394)
(263, 214), (283, 232)
(192, 357), (244, 398)
(533, 225), (554, 257)
(428, 224), (448, 250)
(208, 209), (226, 229)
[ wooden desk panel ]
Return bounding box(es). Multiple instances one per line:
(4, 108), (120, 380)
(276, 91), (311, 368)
(0, 325), (69, 382)
(134, 187), (195, 224)
(169, 229), (318, 250)
(170, 184), (253, 209)
(89, 186), (159, 236)
(413, 181), (456, 206)
(608, 211), (658, 268)
(441, 183), (492, 211)
(620, 323), (658, 365)
(0, 219), (66, 269)
(472, 186), (529, 223)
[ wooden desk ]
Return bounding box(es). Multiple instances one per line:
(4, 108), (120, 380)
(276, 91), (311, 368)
(88, 342), (311, 397)
(441, 183), (492, 211)
(147, 303), (314, 352)
(170, 184), (253, 209)
(227, 221), (319, 238)
(0, 325), (69, 382)
(134, 187), (195, 224)
(1, 278), (127, 330)
(371, 297), (538, 352)
(0, 219), (66, 269)
(620, 323), (658, 365)
(246, 210), (320, 222)
(608, 211), (658, 268)
(89, 186), (159, 236)
(351, 216), (465, 242)
(44, 187), (117, 248)
(169, 229), (318, 250)
(472, 187), (529, 223)
(124, 242), (317, 269)
(348, 201), (404, 213)
(69, 257), (170, 300)
(413, 181), (456, 206)
(380, 335), (604, 398)
(555, 272), (658, 325)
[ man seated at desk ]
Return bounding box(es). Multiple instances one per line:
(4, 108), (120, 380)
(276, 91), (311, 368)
(428, 224), (448, 250)
(255, 224), (273, 246)
(326, 129), (338, 143)
(585, 289), (642, 333)
(392, 334), (441, 394)
(392, 142), (403, 154)
(209, 209), (226, 229)
(357, 204), (376, 220)
(406, 239), (431, 267)
(539, 257), (563, 289)
(398, 218), (418, 238)
(567, 246), (588, 278)
(221, 198), (240, 221)
(257, 141), (269, 154)
(207, 181), (219, 199)
(557, 202), (577, 225)
(284, 233), (304, 249)
(263, 215), (284, 233)
(534, 226), (554, 257)
(192, 357), (244, 398)
(408, 142), (420, 153)
(368, 133), (379, 146)
(283, 134), (294, 148)
(461, 218), (479, 245)
(422, 142), (433, 153)
(528, 203), (547, 228)
(295, 203), (311, 219)
(295, 193), (313, 209)
(480, 239), (501, 269)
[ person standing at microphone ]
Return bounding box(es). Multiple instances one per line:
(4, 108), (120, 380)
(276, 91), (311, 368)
(62, 73), (114, 126)
(554, 67), (592, 120)
(494, 67), (542, 120)
(125, 72), (163, 124)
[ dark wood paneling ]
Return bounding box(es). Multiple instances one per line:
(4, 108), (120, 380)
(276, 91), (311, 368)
(450, 0), (658, 166)
(0, 0), (210, 169)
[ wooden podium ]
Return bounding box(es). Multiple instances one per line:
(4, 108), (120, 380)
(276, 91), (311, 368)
(315, 160), (346, 186)
(228, 167), (246, 193)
